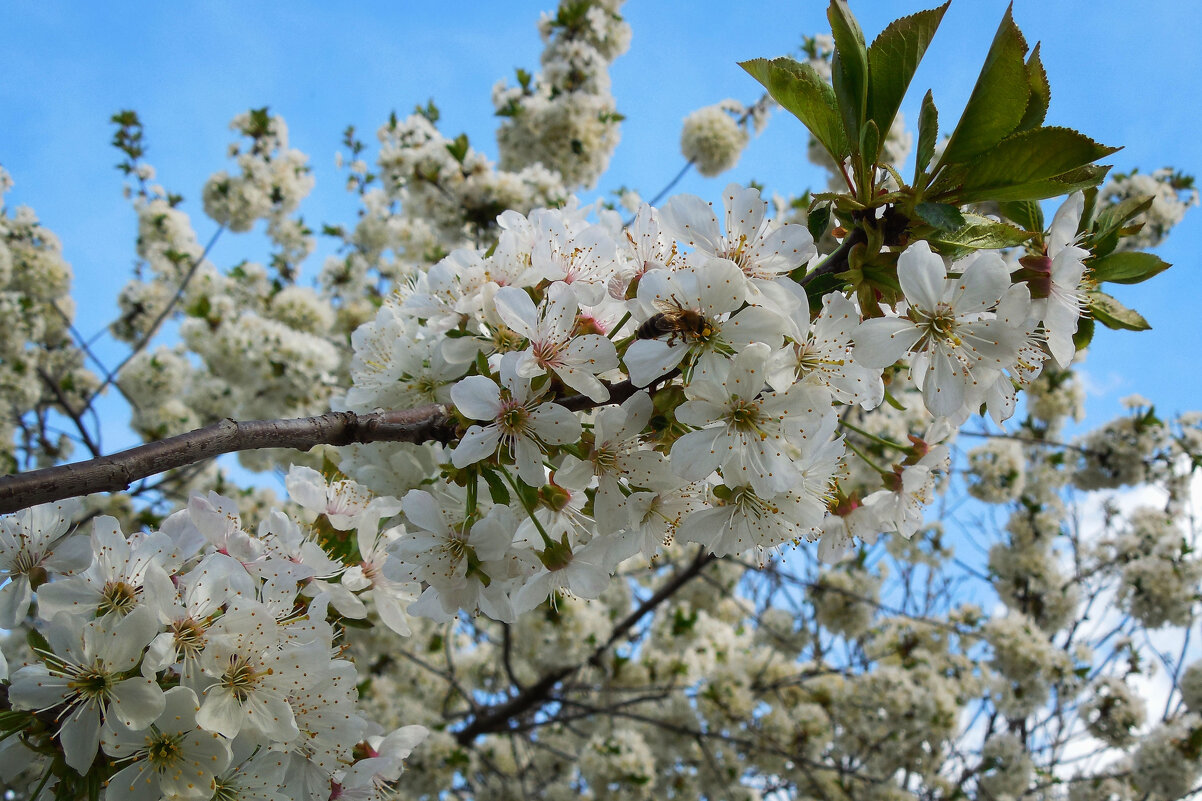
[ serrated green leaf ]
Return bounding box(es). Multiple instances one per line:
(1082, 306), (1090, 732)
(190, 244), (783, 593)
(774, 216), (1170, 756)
(932, 128), (1118, 204)
(1088, 291), (1151, 330)
(1090, 251), (1171, 285)
(926, 213), (1032, 257)
(1015, 43), (1050, 133)
(998, 199), (1044, 233)
(939, 6), (1031, 166)
(1094, 195), (1155, 237)
(866, 2), (949, 158)
(916, 89), (939, 180)
(915, 201), (966, 232)
(828, 0), (869, 151)
(740, 58), (849, 163)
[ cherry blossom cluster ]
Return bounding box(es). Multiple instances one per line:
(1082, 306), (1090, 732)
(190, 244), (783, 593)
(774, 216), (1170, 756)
(0, 475), (428, 800)
(323, 178), (1109, 618)
(0, 167), (99, 473)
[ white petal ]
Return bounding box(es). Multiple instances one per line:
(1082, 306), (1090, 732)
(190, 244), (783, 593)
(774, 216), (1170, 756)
(451, 425), (501, 468)
(897, 241), (948, 310)
(853, 318), (921, 368)
(450, 376), (502, 421)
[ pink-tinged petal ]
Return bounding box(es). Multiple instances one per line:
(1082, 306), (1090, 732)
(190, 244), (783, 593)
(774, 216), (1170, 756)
(109, 676), (166, 731)
(853, 318), (922, 368)
(60, 702), (101, 773)
(623, 338), (688, 387)
(661, 193), (722, 254)
(451, 424), (502, 469)
(451, 376), (502, 421)
(897, 241), (948, 311)
(923, 351), (965, 418)
(668, 428), (724, 481)
(529, 403), (582, 445)
(952, 251), (1008, 312)
(493, 285), (540, 340)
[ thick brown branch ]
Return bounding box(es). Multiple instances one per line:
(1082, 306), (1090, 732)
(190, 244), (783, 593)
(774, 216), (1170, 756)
(455, 549), (716, 745)
(0, 406), (457, 515)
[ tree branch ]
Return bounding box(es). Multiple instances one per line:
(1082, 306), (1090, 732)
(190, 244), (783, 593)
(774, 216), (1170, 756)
(0, 405), (457, 515)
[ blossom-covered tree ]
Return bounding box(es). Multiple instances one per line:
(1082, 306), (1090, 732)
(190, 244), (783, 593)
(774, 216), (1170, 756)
(1, 2), (1200, 800)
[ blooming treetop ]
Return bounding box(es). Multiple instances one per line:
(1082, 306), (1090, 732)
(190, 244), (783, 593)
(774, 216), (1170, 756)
(1, 1), (1200, 799)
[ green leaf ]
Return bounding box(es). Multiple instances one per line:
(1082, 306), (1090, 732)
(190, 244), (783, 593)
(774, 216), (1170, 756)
(998, 199), (1044, 233)
(938, 6), (1031, 166)
(866, 2), (950, 158)
(1090, 251), (1171, 285)
(931, 128), (1118, 204)
(1015, 43), (1050, 133)
(915, 201), (966, 232)
(445, 133), (470, 163)
(482, 469), (511, 505)
(1073, 316), (1095, 351)
(915, 89), (939, 179)
(740, 57), (849, 162)
(828, 0), (869, 150)
(859, 119), (880, 168)
(1088, 291), (1151, 331)
(926, 213), (1032, 257)
(1091, 194), (1154, 257)
(807, 202), (832, 242)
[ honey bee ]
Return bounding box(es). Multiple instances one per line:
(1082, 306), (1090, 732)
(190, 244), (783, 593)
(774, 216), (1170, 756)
(635, 298), (715, 346)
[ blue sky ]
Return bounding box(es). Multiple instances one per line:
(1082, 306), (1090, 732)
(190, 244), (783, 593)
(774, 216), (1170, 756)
(2, 0), (1200, 457)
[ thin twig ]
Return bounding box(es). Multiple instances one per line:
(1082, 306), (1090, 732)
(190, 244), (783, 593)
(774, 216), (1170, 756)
(85, 224), (224, 407)
(454, 549), (716, 744)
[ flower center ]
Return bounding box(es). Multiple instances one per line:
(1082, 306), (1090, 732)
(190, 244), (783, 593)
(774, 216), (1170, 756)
(171, 617), (208, 660)
(98, 580), (139, 617)
(147, 733), (184, 768)
(68, 664), (114, 701)
(220, 655), (270, 702)
(726, 399), (765, 436)
(497, 400), (530, 436)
